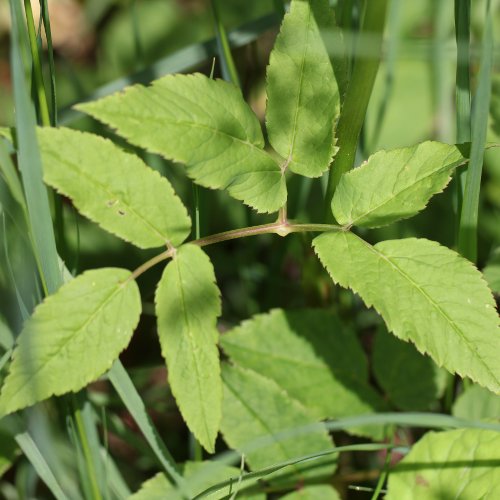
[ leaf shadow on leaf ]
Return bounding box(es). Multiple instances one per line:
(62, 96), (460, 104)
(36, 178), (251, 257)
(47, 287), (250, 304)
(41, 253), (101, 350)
(282, 310), (386, 413)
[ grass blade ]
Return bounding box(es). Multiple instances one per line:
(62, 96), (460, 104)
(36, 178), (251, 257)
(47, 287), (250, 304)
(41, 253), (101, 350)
(39, 0), (57, 125)
(458, 0), (493, 262)
(8, 0), (61, 295)
(210, 0), (240, 86)
(108, 360), (190, 498)
(324, 0), (389, 219)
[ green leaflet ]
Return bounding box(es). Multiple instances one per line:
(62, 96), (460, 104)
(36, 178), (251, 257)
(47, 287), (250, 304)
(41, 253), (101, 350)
(282, 485), (340, 499)
(129, 462), (264, 500)
(220, 309), (386, 438)
(155, 245), (222, 453)
(386, 429), (500, 499)
(313, 231), (500, 393)
(266, 0), (339, 177)
(38, 127), (191, 249)
(373, 327), (447, 411)
(0, 268), (141, 415)
(452, 385), (500, 421)
(332, 141), (466, 228)
(77, 73), (286, 214)
(220, 363), (336, 482)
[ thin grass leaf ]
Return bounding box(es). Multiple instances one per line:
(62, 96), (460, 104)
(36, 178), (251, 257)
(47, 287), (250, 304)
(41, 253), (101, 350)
(15, 431), (67, 500)
(107, 360), (190, 498)
(210, 0), (240, 86)
(458, 0), (493, 262)
(8, 0), (61, 295)
(39, 0), (57, 125)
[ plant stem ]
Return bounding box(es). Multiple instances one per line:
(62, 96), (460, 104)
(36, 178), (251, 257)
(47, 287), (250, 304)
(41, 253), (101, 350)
(130, 221), (342, 280)
(324, 0), (389, 220)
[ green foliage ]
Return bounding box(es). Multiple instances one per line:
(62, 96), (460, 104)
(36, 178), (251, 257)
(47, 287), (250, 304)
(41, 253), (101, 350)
(314, 232), (500, 393)
(1, 0), (499, 496)
(38, 127), (191, 249)
(266, 0), (339, 177)
(386, 429), (500, 499)
(220, 363), (336, 482)
(452, 385), (500, 421)
(220, 309), (386, 436)
(155, 245), (222, 453)
(281, 485), (340, 499)
(331, 141), (466, 227)
(77, 73), (286, 213)
(373, 327), (446, 411)
(0, 269), (141, 415)
(130, 461), (264, 500)
(484, 247), (500, 293)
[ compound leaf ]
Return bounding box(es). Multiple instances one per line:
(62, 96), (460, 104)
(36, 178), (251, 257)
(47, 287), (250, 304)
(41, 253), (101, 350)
(155, 245), (221, 452)
(38, 127), (191, 249)
(332, 142), (467, 228)
(313, 231), (500, 393)
(386, 429), (500, 499)
(77, 74), (286, 213)
(220, 363), (335, 482)
(220, 309), (386, 438)
(0, 268), (141, 415)
(266, 0), (339, 177)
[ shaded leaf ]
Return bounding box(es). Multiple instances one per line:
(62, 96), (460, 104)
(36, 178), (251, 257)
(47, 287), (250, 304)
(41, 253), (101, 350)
(266, 0), (339, 177)
(77, 74), (286, 213)
(155, 245), (221, 452)
(483, 247), (500, 293)
(386, 429), (500, 499)
(373, 327), (447, 411)
(332, 142), (466, 228)
(221, 363), (336, 482)
(38, 127), (191, 249)
(220, 309), (386, 437)
(313, 231), (500, 393)
(452, 385), (500, 421)
(0, 268), (141, 415)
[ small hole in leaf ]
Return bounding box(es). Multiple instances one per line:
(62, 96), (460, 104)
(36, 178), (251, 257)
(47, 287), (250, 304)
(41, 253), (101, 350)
(118, 210), (126, 216)
(107, 200), (117, 207)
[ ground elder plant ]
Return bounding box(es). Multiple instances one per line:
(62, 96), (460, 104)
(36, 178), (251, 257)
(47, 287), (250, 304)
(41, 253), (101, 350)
(1, 0), (500, 497)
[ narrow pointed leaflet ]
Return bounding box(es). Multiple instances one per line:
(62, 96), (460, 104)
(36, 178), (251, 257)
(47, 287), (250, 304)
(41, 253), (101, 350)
(0, 268), (141, 415)
(313, 231), (500, 393)
(77, 74), (286, 213)
(155, 245), (222, 452)
(38, 127), (191, 249)
(332, 141), (467, 228)
(266, 0), (339, 177)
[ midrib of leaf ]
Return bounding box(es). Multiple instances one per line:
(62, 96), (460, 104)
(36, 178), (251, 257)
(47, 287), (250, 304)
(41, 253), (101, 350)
(357, 235), (496, 381)
(7, 281), (126, 399)
(113, 113), (279, 170)
(173, 257), (212, 444)
(46, 149), (171, 246)
(222, 372), (302, 476)
(347, 153), (467, 226)
(285, 5), (312, 170)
